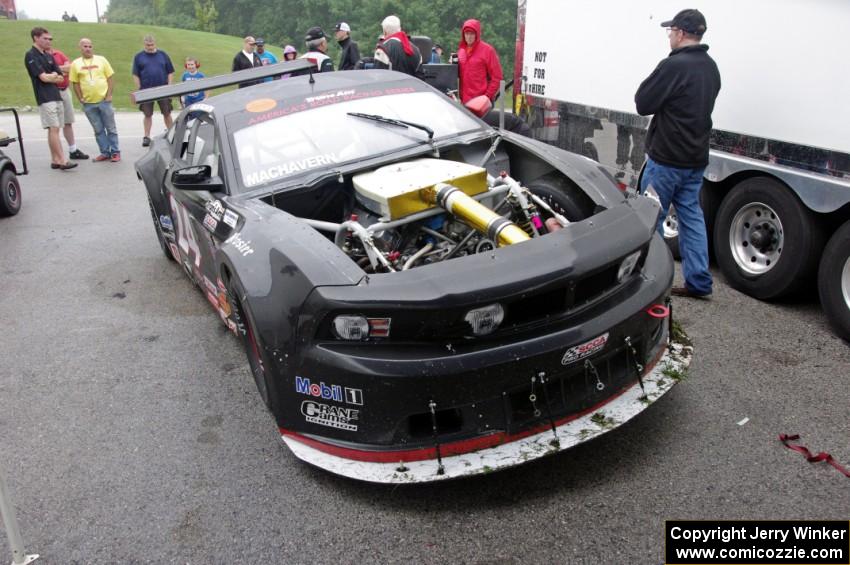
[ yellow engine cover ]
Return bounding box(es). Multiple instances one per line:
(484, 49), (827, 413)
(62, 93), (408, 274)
(352, 158), (488, 220)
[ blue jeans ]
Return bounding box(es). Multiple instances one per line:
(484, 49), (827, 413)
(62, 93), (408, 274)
(641, 157), (713, 295)
(83, 101), (119, 156)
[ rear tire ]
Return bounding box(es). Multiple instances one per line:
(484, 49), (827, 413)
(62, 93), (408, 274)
(147, 195), (174, 261)
(818, 221), (850, 342)
(0, 169), (21, 217)
(714, 177), (824, 299)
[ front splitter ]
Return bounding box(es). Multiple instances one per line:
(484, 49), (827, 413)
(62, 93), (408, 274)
(281, 340), (692, 483)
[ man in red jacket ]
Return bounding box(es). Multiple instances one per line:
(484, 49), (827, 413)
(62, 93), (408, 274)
(457, 19), (503, 104)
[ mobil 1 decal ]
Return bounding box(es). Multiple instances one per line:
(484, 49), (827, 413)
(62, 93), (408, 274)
(295, 376), (363, 405)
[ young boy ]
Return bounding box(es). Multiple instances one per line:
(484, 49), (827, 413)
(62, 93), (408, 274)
(180, 58), (206, 108)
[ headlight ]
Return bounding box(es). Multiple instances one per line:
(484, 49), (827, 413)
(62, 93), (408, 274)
(332, 315), (370, 340)
(617, 250), (642, 283)
(464, 303), (504, 336)
(331, 316), (392, 340)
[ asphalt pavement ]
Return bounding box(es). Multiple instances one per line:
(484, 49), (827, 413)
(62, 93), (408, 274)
(0, 111), (848, 564)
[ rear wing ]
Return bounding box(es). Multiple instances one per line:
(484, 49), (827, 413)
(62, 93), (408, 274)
(130, 59), (316, 104)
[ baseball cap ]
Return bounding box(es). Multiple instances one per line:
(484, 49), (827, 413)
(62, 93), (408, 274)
(334, 22), (351, 33)
(255, 37), (265, 45)
(660, 9), (707, 36)
(305, 26), (327, 41)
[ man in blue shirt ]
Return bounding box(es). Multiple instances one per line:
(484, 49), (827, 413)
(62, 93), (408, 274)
(132, 34), (175, 147)
(255, 38), (278, 82)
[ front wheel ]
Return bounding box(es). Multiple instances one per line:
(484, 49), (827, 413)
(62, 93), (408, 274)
(225, 275), (274, 411)
(818, 221), (850, 342)
(527, 176), (586, 222)
(0, 168), (21, 217)
(714, 177), (823, 299)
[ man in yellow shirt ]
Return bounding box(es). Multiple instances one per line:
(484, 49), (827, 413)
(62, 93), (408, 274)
(70, 38), (121, 162)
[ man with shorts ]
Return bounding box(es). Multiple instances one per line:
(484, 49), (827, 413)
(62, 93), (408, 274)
(132, 34), (175, 147)
(46, 42), (89, 161)
(70, 38), (120, 162)
(24, 27), (77, 170)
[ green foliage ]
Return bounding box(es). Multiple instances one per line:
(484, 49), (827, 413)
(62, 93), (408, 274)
(194, 0), (219, 33)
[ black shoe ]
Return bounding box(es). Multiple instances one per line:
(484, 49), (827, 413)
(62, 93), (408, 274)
(51, 161), (78, 170)
(670, 286), (711, 299)
(69, 149), (89, 160)
(142, 137), (151, 147)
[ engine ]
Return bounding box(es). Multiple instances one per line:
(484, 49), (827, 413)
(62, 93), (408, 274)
(303, 158), (570, 273)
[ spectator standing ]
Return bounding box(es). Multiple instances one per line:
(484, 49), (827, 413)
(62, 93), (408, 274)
(334, 22), (360, 71)
(635, 9), (720, 298)
(46, 42), (88, 160)
(70, 38), (120, 162)
(255, 38), (277, 82)
(132, 35), (175, 147)
(280, 45), (298, 79)
(24, 26), (77, 170)
(180, 57), (206, 108)
(299, 27), (334, 73)
(457, 19), (503, 104)
(430, 44), (443, 64)
(374, 15), (422, 76)
(232, 36), (264, 88)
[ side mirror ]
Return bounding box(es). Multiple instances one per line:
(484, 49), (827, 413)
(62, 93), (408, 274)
(171, 165), (224, 192)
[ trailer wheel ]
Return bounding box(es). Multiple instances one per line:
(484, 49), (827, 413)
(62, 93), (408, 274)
(661, 205), (681, 260)
(714, 177), (823, 299)
(0, 169), (21, 217)
(817, 221), (850, 342)
(699, 183), (723, 256)
(640, 182), (680, 260)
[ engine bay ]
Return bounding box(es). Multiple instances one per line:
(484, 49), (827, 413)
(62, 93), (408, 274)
(263, 139), (603, 273)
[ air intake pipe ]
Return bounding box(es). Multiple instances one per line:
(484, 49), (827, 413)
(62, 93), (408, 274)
(422, 183), (530, 247)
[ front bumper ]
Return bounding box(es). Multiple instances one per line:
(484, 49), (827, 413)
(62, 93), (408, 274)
(281, 337), (691, 483)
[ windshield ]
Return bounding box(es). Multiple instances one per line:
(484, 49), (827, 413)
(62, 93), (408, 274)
(229, 91), (483, 190)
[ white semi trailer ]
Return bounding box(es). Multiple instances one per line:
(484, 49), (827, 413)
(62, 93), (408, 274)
(514, 0), (850, 341)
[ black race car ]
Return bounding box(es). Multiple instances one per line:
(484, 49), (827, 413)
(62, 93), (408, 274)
(134, 61), (691, 483)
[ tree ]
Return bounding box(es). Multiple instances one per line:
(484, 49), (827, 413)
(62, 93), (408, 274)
(194, 0), (219, 33)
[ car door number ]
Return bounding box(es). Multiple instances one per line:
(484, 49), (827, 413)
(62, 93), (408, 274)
(170, 194), (202, 268)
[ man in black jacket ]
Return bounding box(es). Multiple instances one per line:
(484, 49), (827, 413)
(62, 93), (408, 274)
(635, 8), (720, 299)
(232, 36), (263, 88)
(334, 22), (360, 71)
(299, 27), (334, 73)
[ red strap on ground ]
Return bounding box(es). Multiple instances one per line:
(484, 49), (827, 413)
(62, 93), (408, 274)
(779, 434), (850, 478)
